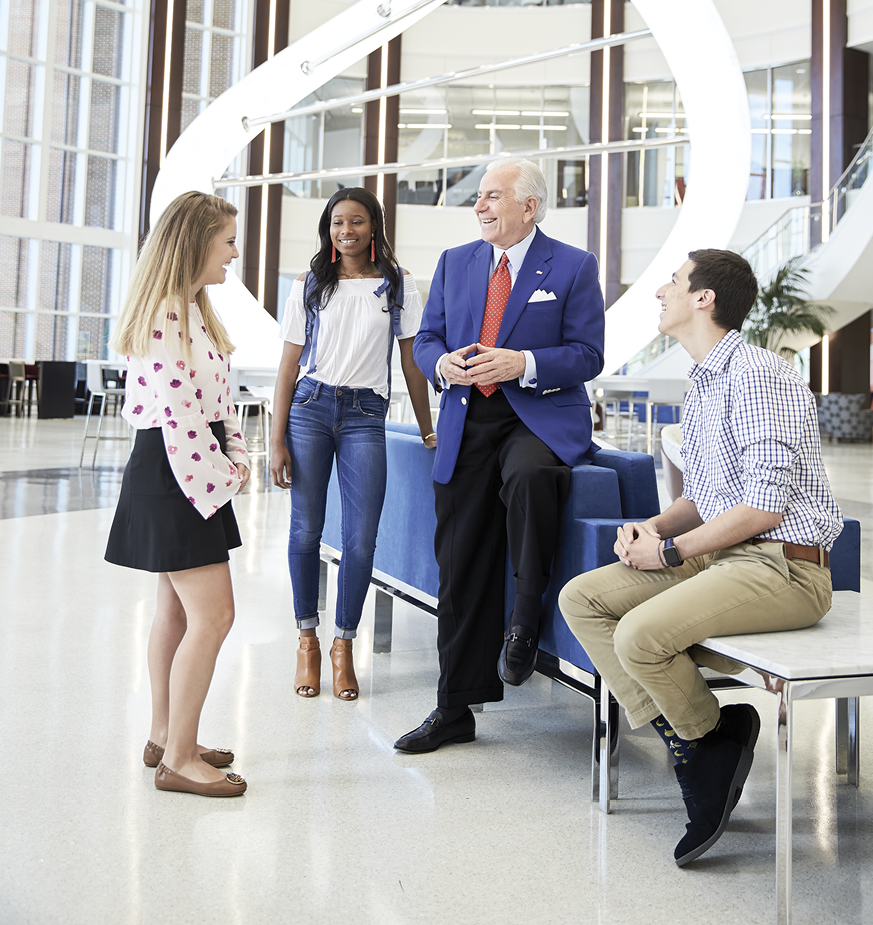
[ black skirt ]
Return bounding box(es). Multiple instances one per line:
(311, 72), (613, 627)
(105, 421), (242, 573)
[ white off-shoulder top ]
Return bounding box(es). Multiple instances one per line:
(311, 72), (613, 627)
(280, 274), (423, 398)
(120, 300), (250, 520)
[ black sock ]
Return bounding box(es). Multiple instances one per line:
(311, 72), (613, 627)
(650, 714), (700, 765)
(512, 592), (542, 631)
(437, 705), (470, 723)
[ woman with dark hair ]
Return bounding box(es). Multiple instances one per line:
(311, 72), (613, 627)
(270, 187), (435, 701)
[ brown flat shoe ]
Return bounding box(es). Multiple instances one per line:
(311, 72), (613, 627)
(331, 638), (359, 701)
(154, 762), (247, 797)
(295, 635), (321, 697)
(143, 740), (234, 768)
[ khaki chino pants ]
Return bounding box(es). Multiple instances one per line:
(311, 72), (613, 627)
(559, 542), (833, 740)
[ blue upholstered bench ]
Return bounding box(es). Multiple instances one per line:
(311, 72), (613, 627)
(321, 421), (861, 796)
(321, 421), (660, 708)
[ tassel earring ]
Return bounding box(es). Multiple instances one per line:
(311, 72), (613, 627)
(331, 245), (337, 263)
(370, 239), (375, 262)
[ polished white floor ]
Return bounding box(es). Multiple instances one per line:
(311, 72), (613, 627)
(2, 413), (873, 925)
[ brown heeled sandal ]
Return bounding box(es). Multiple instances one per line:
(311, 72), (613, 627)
(331, 638), (358, 701)
(295, 635), (321, 697)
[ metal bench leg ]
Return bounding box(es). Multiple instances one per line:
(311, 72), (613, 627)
(836, 698), (848, 774)
(848, 697), (860, 788)
(775, 680), (793, 925)
(374, 587), (393, 654)
(592, 680), (619, 813)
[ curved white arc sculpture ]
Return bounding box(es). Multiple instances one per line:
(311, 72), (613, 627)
(603, 0), (751, 375)
(150, 0), (446, 369)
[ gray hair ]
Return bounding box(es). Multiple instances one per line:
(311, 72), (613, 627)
(484, 156), (548, 223)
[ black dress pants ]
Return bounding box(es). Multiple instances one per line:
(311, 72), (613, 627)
(433, 388), (571, 708)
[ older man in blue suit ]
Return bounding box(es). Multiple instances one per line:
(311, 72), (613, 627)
(395, 157), (605, 752)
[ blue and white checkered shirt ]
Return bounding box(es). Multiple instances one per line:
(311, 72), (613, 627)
(681, 330), (843, 549)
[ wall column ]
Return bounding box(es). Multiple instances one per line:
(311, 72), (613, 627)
(243, 0), (290, 319)
(139, 0), (187, 240)
(587, 0), (623, 313)
(808, 0), (869, 389)
(364, 36), (401, 247)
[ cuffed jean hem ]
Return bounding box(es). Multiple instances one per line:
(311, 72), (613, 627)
(334, 626), (357, 640)
(296, 615), (319, 630)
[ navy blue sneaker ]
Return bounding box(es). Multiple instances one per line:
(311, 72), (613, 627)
(673, 727), (754, 867)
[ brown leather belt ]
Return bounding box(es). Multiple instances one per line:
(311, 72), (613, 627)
(750, 538), (829, 569)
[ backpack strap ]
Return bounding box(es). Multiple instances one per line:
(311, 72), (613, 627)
(299, 271), (320, 376)
(373, 268), (405, 408)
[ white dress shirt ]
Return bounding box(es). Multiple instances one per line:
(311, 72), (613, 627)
(435, 227), (539, 389)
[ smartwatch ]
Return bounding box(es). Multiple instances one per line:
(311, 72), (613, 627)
(662, 537), (683, 568)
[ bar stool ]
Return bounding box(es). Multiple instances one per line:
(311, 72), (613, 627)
(232, 383), (271, 478)
(24, 364), (40, 415)
(5, 361), (27, 417)
(79, 361), (130, 468)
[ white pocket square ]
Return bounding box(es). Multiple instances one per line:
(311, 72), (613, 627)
(528, 289), (557, 303)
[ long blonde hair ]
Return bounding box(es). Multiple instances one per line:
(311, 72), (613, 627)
(111, 191), (237, 358)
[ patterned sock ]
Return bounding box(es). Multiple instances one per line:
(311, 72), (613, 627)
(650, 714), (700, 765)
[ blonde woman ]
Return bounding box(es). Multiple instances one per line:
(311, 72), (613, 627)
(105, 191), (250, 797)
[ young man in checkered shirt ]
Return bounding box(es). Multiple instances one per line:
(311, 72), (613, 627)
(560, 249), (842, 867)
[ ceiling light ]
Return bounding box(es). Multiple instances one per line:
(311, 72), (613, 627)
(769, 113), (812, 120)
(520, 110), (570, 117)
(638, 111), (686, 119)
(399, 108), (447, 114)
(472, 109), (520, 116)
(398, 123), (452, 129)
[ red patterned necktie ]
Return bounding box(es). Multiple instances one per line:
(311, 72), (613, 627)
(476, 252), (511, 397)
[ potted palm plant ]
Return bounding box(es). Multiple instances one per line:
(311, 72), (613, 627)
(742, 256), (834, 361)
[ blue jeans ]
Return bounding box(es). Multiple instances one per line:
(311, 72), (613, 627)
(286, 377), (388, 639)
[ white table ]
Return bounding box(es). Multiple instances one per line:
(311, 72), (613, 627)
(597, 591), (873, 925)
(590, 375), (692, 454)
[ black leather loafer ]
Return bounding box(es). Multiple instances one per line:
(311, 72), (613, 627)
(393, 709), (476, 753)
(674, 728), (755, 867)
(497, 625), (538, 686)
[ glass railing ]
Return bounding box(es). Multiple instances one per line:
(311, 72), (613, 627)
(618, 125), (873, 375)
(742, 202), (820, 280)
(823, 127), (873, 237)
(745, 124), (873, 281)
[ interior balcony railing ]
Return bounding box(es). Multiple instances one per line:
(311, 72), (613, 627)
(744, 125), (873, 281)
(620, 124), (873, 376)
(227, 29), (666, 198)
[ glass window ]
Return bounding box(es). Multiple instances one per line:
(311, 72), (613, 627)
(282, 77), (365, 199)
(0, 0), (247, 360)
(181, 2), (247, 134)
(746, 62), (811, 200)
(624, 80), (686, 207)
(771, 63), (811, 198)
(745, 68), (769, 201)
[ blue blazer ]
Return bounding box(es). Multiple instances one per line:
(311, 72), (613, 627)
(414, 227), (605, 484)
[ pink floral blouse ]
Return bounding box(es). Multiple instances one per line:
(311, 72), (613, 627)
(120, 300), (250, 520)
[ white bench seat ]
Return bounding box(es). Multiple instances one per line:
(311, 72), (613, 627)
(597, 589), (872, 925)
